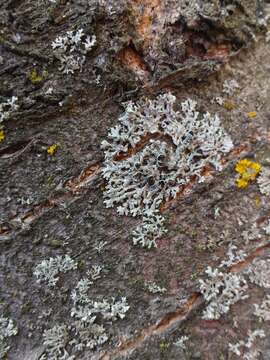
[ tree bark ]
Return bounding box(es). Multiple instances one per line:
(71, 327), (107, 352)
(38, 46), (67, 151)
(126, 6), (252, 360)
(1, 1), (270, 359)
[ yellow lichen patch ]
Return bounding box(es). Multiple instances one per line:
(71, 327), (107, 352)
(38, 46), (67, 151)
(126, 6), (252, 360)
(0, 130), (5, 142)
(247, 111), (257, 119)
(223, 101), (237, 111)
(255, 197), (261, 207)
(28, 69), (44, 84)
(235, 159), (261, 189)
(47, 144), (58, 155)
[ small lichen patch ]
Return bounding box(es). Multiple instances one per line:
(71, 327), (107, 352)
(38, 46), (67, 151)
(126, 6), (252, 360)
(47, 144), (58, 155)
(33, 255), (77, 287)
(223, 100), (237, 110)
(0, 316), (18, 358)
(199, 266), (249, 320)
(0, 130), (5, 142)
(144, 281), (166, 294)
(229, 329), (265, 359)
(247, 111), (257, 119)
(235, 159), (261, 189)
(257, 167), (270, 195)
(27, 69), (44, 84)
(52, 29), (96, 74)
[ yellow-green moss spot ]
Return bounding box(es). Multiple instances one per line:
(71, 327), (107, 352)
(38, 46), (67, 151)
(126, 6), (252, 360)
(28, 69), (44, 84)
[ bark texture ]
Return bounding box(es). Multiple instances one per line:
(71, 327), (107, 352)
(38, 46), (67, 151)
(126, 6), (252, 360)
(1, 0), (270, 359)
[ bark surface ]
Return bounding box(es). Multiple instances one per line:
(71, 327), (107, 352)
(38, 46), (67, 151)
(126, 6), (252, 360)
(1, 0), (270, 359)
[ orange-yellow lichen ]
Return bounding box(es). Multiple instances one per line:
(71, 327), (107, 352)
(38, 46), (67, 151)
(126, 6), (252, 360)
(235, 159), (261, 189)
(0, 130), (5, 142)
(47, 144), (58, 155)
(223, 101), (236, 110)
(247, 111), (257, 119)
(255, 197), (261, 207)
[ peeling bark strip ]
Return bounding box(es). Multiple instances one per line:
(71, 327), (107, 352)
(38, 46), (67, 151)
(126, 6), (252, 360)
(0, 162), (101, 238)
(65, 163), (101, 193)
(97, 243), (270, 360)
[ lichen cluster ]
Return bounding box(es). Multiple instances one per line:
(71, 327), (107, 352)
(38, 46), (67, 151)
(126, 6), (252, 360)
(33, 255), (77, 287)
(235, 159), (261, 189)
(33, 259), (129, 358)
(0, 96), (18, 143)
(52, 29), (96, 74)
(102, 92), (233, 248)
(0, 316), (18, 358)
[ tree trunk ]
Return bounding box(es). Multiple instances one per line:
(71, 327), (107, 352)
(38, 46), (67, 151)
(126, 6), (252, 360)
(1, 1), (270, 359)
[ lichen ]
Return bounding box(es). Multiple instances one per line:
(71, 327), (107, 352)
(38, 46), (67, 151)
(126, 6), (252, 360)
(47, 144), (58, 155)
(102, 92), (233, 248)
(144, 281), (166, 294)
(257, 166), (270, 195)
(0, 130), (5, 142)
(0, 316), (18, 358)
(235, 159), (261, 189)
(27, 69), (44, 84)
(52, 29), (96, 74)
(33, 255), (77, 287)
(229, 329), (265, 359)
(199, 266), (249, 320)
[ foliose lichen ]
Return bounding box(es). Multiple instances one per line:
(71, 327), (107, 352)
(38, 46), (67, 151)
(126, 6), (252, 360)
(101, 92), (233, 248)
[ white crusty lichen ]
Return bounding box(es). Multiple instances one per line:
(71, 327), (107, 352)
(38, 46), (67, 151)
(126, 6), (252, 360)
(52, 29), (96, 74)
(42, 324), (73, 360)
(144, 281), (166, 294)
(245, 258), (270, 288)
(223, 79), (240, 95)
(0, 316), (18, 358)
(257, 167), (270, 196)
(94, 240), (108, 254)
(87, 265), (103, 281)
(228, 329), (265, 359)
(42, 266), (130, 356)
(173, 335), (189, 349)
(69, 271), (129, 352)
(33, 255), (77, 287)
(102, 93), (233, 248)
(219, 243), (247, 268)
(263, 220), (270, 235)
(199, 266), (248, 320)
(0, 96), (18, 125)
(70, 295), (129, 351)
(241, 223), (262, 244)
(254, 295), (270, 322)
